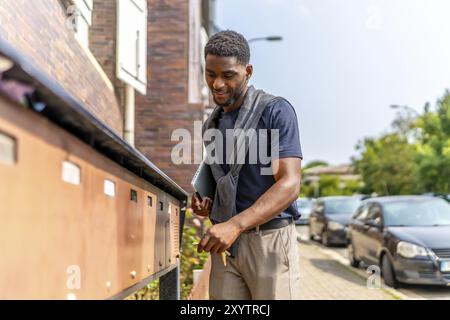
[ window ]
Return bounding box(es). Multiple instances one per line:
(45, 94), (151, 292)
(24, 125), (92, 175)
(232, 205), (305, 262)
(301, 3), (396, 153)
(64, 0), (93, 48)
(314, 201), (325, 215)
(354, 204), (369, 221)
(368, 204), (382, 224)
(383, 198), (450, 227)
(117, 0), (148, 94)
(188, 0), (207, 104)
(323, 198), (361, 215)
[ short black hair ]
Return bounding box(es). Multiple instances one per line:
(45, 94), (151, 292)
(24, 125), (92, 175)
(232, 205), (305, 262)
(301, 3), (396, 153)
(204, 30), (250, 65)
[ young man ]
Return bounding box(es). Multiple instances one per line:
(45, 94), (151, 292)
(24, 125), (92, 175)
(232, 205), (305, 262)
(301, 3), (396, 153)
(192, 30), (302, 300)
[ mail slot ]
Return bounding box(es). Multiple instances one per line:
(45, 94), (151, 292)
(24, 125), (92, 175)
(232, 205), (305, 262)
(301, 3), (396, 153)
(147, 195), (152, 207)
(130, 189), (138, 202)
(0, 130), (16, 165)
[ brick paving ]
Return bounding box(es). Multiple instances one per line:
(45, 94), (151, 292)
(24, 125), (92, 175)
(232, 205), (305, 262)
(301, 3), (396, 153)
(297, 240), (396, 300)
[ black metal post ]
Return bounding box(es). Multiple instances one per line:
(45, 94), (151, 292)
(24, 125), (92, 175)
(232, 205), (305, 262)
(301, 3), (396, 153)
(159, 262), (180, 300)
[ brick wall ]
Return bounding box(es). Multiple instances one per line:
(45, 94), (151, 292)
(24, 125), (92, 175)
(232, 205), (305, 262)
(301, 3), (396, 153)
(135, 0), (205, 192)
(0, 0), (123, 136)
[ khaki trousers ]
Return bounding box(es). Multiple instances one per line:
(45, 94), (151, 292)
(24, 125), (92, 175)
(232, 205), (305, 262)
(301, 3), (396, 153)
(209, 223), (301, 300)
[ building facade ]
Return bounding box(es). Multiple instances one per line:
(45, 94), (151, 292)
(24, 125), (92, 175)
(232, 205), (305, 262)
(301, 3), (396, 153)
(88, 0), (211, 192)
(0, 0), (213, 299)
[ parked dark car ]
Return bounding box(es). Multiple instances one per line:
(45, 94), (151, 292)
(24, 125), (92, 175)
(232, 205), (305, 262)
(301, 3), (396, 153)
(309, 196), (366, 246)
(295, 198), (314, 225)
(347, 196), (450, 288)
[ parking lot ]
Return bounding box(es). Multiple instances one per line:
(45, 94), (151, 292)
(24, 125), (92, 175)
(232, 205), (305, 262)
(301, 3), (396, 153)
(296, 225), (450, 300)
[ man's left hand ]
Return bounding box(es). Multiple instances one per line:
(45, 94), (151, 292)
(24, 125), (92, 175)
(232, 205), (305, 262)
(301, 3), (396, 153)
(197, 220), (243, 254)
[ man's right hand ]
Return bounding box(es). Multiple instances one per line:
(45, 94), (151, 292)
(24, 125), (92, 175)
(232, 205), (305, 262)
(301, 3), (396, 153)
(191, 193), (212, 217)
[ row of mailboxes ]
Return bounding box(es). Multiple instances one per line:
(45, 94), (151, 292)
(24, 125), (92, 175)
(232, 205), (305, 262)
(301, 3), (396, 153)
(0, 94), (183, 299)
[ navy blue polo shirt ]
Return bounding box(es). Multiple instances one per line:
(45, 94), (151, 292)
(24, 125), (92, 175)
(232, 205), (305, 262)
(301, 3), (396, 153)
(215, 97), (303, 220)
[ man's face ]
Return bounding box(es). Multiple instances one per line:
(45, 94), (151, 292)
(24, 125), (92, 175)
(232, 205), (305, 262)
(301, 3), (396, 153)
(205, 55), (252, 108)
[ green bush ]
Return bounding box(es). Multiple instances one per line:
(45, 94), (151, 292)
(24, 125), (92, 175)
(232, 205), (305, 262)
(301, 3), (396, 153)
(125, 278), (159, 300)
(180, 209), (209, 300)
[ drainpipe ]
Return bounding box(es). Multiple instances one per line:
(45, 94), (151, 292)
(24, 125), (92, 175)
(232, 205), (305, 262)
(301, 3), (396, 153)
(124, 84), (135, 147)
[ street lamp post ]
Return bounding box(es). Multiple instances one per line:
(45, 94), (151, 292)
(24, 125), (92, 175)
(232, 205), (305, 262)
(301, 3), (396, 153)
(248, 36), (283, 43)
(390, 104), (420, 117)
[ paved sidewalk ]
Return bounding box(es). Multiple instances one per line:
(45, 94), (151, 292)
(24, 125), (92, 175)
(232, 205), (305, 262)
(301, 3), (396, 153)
(297, 240), (397, 300)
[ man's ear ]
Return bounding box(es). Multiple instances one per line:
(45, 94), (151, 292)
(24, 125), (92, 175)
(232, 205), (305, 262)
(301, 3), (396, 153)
(245, 64), (253, 80)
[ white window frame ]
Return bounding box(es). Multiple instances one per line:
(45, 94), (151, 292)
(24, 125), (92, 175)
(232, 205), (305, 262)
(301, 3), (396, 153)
(73, 0), (93, 48)
(116, 0), (148, 95)
(188, 0), (202, 104)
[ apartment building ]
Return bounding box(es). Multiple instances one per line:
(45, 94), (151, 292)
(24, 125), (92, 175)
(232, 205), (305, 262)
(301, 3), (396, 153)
(0, 0), (213, 299)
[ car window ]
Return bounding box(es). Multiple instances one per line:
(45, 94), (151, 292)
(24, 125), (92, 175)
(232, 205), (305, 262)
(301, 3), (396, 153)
(323, 198), (361, 215)
(354, 204), (369, 221)
(296, 199), (313, 209)
(367, 204), (382, 224)
(315, 201), (325, 213)
(353, 206), (363, 220)
(383, 198), (450, 226)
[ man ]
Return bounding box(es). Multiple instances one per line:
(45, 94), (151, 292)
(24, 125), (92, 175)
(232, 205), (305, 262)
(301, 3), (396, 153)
(192, 30), (302, 300)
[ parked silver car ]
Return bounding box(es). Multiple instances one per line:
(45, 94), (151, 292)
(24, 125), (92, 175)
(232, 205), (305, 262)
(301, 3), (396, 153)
(295, 198), (314, 225)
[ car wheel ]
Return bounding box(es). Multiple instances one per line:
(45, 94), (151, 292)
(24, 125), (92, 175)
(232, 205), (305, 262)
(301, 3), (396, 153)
(309, 229), (315, 241)
(381, 254), (399, 289)
(308, 226), (315, 241)
(348, 240), (360, 268)
(321, 230), (330, 246)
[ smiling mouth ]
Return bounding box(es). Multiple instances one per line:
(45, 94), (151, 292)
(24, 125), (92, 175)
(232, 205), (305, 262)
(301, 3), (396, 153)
(214, 91), (229, 96)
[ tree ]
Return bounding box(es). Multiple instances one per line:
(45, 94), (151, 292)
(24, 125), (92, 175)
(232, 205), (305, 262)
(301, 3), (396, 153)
(353, 133), (419, 195)
(353, 89), (450, 196)
(303, 160), (329, 170)
(300, 174), (362, 198)
(415, 91), (450, 193)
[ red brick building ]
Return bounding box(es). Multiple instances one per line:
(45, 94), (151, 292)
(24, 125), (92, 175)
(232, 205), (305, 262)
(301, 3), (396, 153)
(89, 0), (212, 192)
(135, 0), (206, 192)
(0, 0), (214, 299)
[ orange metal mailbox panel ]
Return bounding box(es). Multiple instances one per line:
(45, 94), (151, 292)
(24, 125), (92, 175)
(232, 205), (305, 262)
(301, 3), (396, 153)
(0, 95), (182, 299)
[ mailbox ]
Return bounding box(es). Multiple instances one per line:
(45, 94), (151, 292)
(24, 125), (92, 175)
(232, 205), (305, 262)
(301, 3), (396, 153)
(0, 42), (187, 299)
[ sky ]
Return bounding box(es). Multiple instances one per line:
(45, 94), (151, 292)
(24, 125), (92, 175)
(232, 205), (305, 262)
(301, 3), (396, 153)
(215, 0), (450, 165)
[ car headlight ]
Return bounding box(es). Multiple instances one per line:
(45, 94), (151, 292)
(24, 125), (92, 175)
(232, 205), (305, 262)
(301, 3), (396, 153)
(328, 221), (345, 231)
(397, 241), (428, 259)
